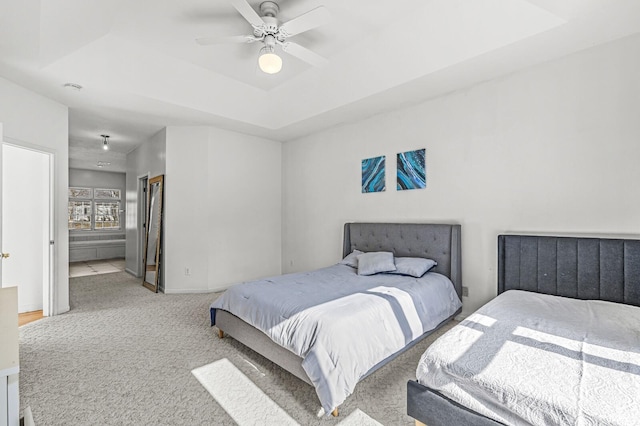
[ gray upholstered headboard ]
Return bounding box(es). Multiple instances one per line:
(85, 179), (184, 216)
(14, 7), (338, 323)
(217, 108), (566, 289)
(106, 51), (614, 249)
(343, 223), (462, 299)
(498, 235), (640, 307)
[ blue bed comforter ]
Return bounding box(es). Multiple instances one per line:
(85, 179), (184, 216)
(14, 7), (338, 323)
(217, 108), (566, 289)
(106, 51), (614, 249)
(210, 264), (461, 414)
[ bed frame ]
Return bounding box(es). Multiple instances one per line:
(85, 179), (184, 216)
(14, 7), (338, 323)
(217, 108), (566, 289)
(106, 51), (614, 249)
(407, 234), (640, 426)
(214, 222), (462, 416)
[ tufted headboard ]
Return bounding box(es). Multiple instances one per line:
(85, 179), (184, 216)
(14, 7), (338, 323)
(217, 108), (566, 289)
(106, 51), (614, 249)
(343, 223), (462, 299)
(498, 235), (640, 307)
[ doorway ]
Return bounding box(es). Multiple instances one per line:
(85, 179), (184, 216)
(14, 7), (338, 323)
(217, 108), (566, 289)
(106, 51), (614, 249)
(1, 141), (54, 315)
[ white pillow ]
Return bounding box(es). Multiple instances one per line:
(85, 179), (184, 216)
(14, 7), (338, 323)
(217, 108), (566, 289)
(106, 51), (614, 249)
(339, 249), (363, 268)
(386, 257), (437, 278)
(357, 251), (396, 276)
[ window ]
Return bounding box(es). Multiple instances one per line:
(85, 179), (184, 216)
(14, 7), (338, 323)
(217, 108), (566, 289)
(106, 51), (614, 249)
(94, 202), (120, 230)
(94, 188), (121, 199)
(69, 186), (121, 230)
(69, 187), (93, 198)
(68, 200), (92, 230)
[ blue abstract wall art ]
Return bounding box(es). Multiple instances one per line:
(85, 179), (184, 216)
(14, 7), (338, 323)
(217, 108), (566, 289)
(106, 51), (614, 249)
(361, 155), (386, 193)
(397, 149), (426, 190)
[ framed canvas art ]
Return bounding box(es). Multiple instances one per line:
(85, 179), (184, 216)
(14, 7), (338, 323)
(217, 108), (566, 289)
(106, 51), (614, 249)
(397, 149), (426, 190)
(362, 155), (386, 193)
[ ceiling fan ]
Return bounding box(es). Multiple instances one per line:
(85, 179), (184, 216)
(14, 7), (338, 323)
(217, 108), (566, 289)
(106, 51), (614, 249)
(196, 0), (330, 74)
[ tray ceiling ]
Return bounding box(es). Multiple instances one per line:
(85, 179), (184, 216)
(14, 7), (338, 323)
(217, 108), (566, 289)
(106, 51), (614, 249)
(0, 0), (639, 171)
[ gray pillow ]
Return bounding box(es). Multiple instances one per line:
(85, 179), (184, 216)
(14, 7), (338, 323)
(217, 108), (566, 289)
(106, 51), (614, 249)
(339, 249), (363, 268)
(357, 251), (396, 276)
(386, 257), (437, 278)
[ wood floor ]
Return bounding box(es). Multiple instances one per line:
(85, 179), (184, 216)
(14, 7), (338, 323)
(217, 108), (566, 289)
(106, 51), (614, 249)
(19, 310), (43, 327)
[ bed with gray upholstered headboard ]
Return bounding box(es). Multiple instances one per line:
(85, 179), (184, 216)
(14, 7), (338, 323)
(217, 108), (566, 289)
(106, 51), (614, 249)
(342, 222), (463, 299)
(211, 222), (462, 416)
(407, 234), (640, 426)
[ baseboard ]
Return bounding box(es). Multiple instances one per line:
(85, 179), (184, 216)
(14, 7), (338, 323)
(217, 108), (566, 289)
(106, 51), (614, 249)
(22, 406), (34, 426)
(125, 268), (140, 277)
(163, 288), (220, 294)
(454, 311), (470, 321)
(19, 303), (43, 313)
(208, 284), (233, 293)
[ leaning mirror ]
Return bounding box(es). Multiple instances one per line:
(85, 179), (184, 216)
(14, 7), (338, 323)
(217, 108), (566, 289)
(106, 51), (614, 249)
(143, 175), (164, 292)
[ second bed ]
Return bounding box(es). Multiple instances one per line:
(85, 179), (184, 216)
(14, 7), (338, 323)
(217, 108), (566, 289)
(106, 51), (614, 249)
(408, 234), (640, 426)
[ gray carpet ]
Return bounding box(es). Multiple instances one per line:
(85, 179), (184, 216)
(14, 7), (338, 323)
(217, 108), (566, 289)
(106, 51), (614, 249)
(19, 271), (456, 425)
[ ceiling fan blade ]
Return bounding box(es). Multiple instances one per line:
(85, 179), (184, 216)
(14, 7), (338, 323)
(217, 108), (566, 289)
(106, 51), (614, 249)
(279, 6), (330, 37)
(280, 41), (328, 67)
(196, 35), (261, 45)
(230, 0), (265, 28)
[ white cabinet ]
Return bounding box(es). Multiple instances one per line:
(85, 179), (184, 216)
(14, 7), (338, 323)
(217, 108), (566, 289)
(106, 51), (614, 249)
(0, 287), (19, 426)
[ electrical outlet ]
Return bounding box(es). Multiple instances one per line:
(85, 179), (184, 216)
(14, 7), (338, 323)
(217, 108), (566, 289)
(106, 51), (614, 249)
(462, 286), (469, 297)
(184, 267), (191, 276)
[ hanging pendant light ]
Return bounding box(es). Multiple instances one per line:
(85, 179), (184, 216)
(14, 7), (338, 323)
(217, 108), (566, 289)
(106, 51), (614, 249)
(101, 134), (110, 151)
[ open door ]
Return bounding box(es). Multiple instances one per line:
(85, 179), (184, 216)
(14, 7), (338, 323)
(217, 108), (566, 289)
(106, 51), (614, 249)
(0, 125), (20, 423)
(1, 128), (54, 315)
(2, 144), (50, 313)
(0, 123), (4, 284)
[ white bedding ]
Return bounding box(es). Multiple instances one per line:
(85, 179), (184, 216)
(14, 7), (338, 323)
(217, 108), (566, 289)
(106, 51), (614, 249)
(417, 290), (640, 426)
(210, 264), (461, 415)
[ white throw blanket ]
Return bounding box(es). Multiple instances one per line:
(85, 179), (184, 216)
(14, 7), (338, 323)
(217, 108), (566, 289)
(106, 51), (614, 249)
(417, 290), (640, 425)
(211, 264), (461, 414)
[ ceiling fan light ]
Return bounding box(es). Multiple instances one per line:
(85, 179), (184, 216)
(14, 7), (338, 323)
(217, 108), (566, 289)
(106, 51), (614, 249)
(258, 47), (282, 74)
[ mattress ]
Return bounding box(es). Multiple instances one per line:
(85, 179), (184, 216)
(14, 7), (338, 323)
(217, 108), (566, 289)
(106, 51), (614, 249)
(417, 290), (640, 426)
(211, 263), (461, 414)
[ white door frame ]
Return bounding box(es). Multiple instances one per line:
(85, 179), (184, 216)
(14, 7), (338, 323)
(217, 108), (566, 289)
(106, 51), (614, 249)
(2, 137), (56, 316)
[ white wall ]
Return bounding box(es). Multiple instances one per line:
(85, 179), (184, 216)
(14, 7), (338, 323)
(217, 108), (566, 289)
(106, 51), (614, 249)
(206, 127), (282, 289)
(164, 127), (207, 292)
(282, 34), (640, 317)
(0, 76), (69, 314)
(125, 129), (166, 276)
(164, 126), (282, 293)
(70, 168), (125, 194)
